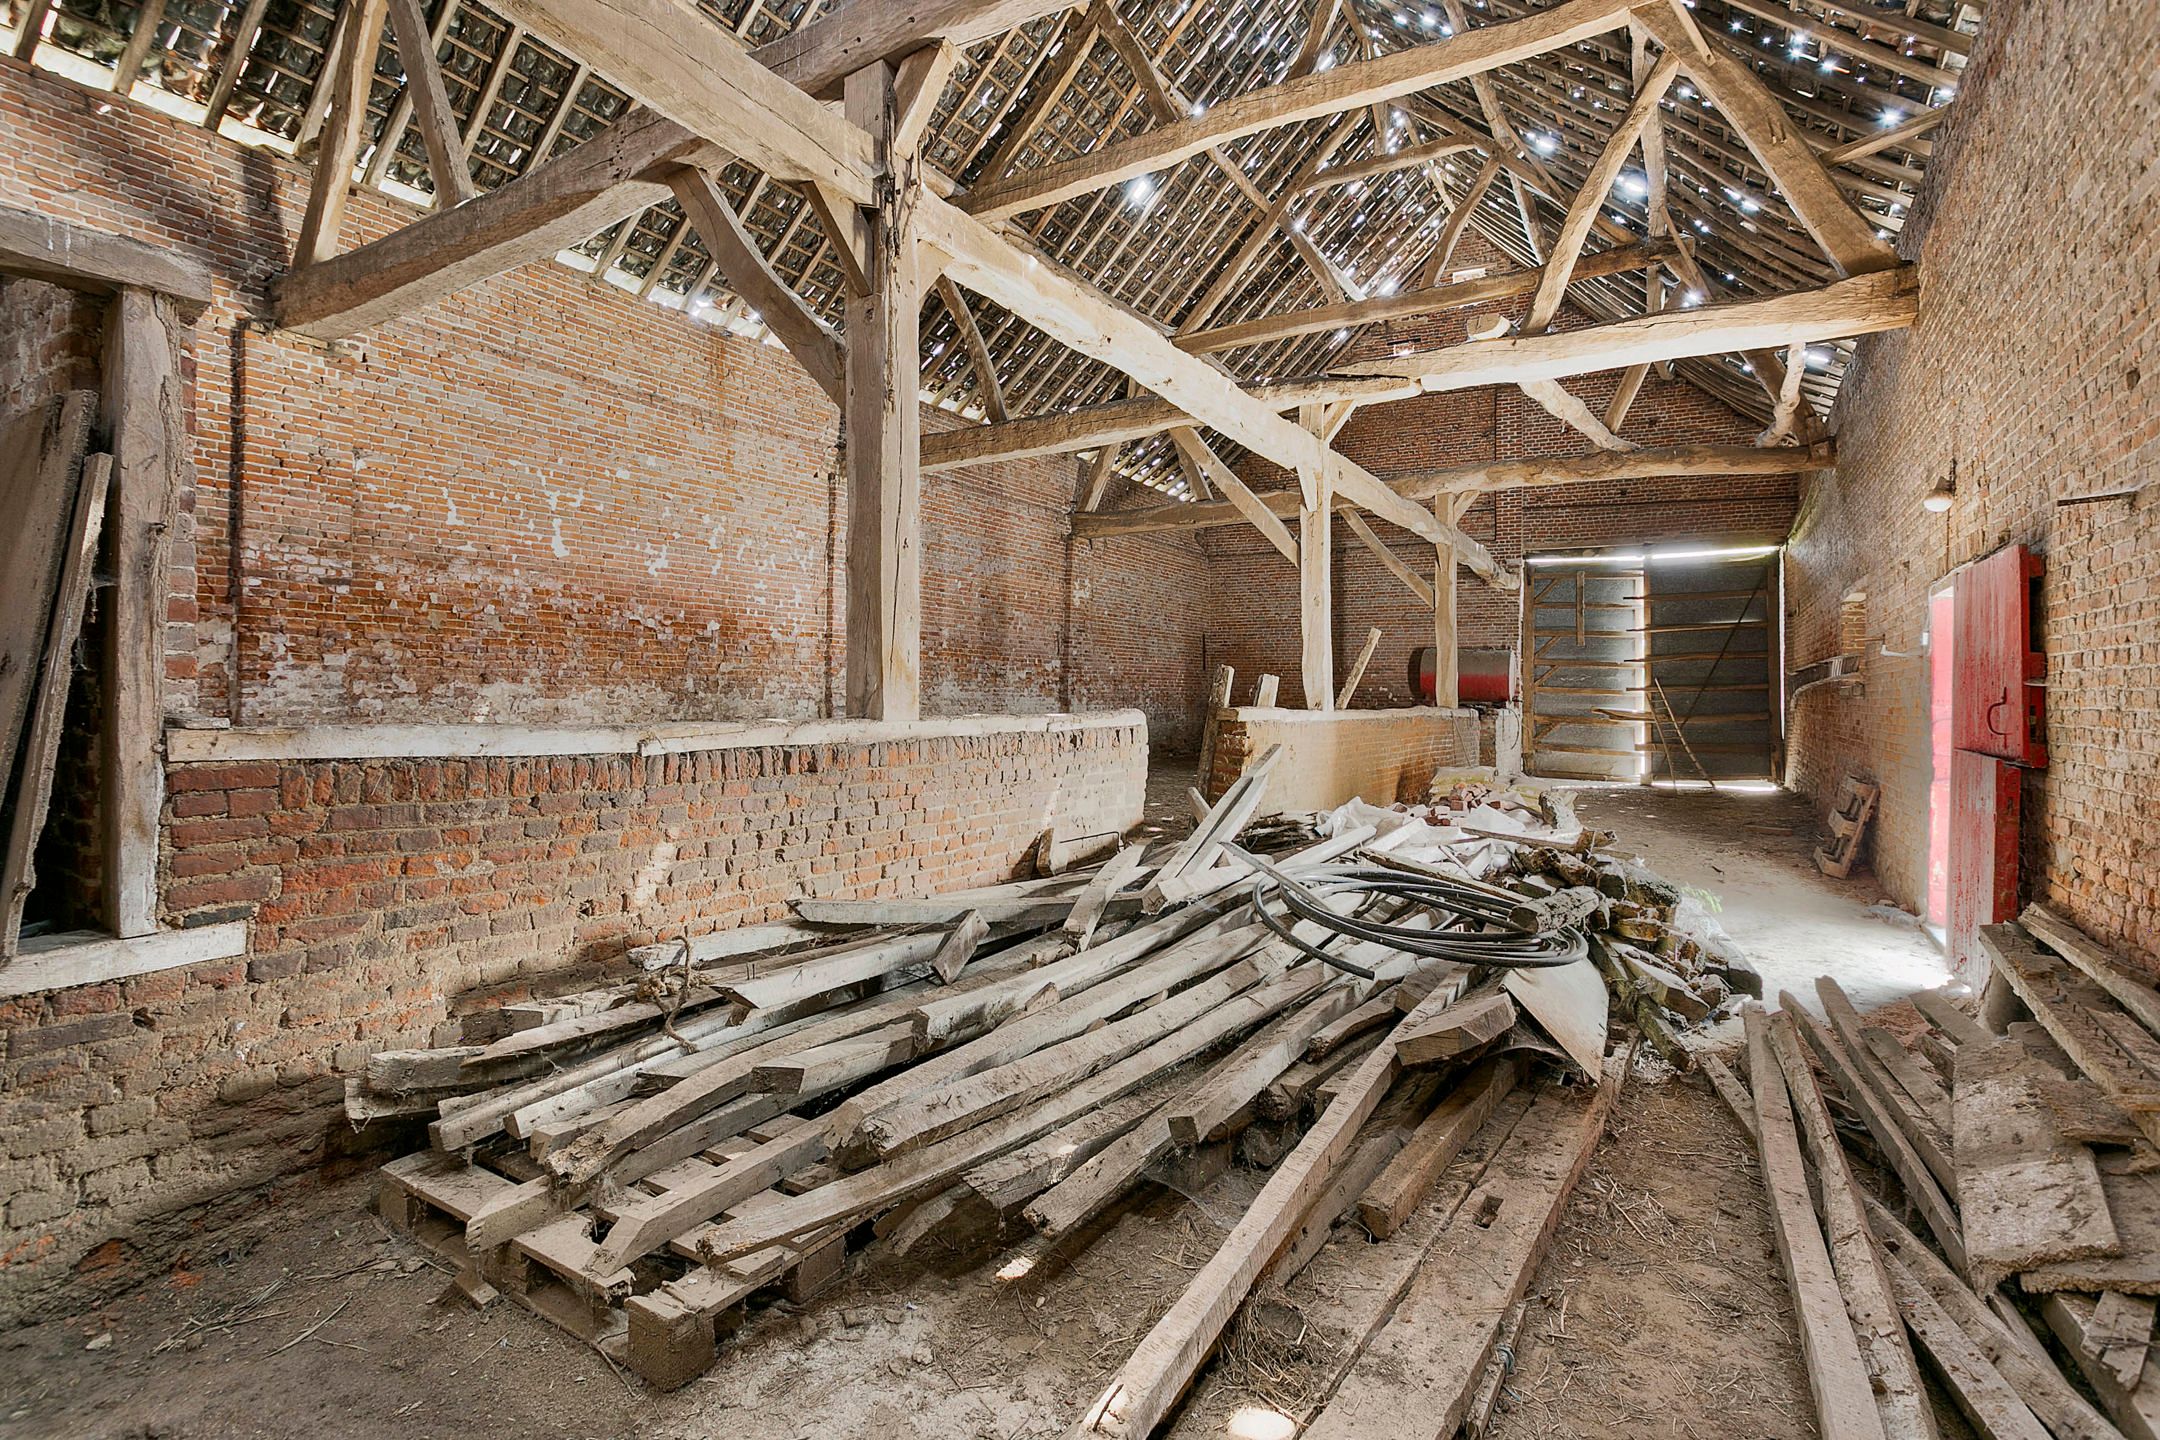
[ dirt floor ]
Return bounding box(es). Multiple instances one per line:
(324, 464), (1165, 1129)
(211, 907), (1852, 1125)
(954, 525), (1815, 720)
(0, 775), (1958, 1440)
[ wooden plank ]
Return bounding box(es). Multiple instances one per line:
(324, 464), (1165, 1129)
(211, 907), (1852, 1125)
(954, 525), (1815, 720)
(2019, 1167), (2160, 1296)
(1163, 980), (1364, 1145)
(1301, 1054), (1626, 1440)
(0, 204), (215, 309)
(2043, 1292), (2160, 1440)
(1955, 1031), (2119, 1289)
(2, 453), (109, 956)
(1355, 1055), (1519, 1239)
(2095, 1293), (2158, 1391)
(1788, 999), (1968, 1278)
(960, 0), (1638, 220)
(1066, 980), (1480, 1439)
(0, 393), (94, 823)
(1769, 1008), (1939, 1440)
(1744, 1007), (1889, 1440)
(1887, 1257), (2053, 1440)
(1335, 625), (1383, 710)
(1985, 924), (2160, 1141)
(1059, 843), (1149, 954)
(718, 929), (945, 1016)
(100, 291), (183, 939)
(1343, 510), (1434, 608)
(2024, 906), (2160, 1045)
(1818, 975), (1955, 1190)
(1911, 987), (1991, 1048)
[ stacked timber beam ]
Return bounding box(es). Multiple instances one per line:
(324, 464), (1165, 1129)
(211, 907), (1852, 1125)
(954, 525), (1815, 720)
(356, 762), (1745, 1417)
(1713, 903), (2160, 1440)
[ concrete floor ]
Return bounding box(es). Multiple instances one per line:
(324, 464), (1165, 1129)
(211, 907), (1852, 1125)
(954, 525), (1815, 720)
(0, 776), (1958, 1440)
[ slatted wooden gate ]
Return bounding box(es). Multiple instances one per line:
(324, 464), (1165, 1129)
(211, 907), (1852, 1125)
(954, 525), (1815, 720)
(1523, 551), (1780, 783)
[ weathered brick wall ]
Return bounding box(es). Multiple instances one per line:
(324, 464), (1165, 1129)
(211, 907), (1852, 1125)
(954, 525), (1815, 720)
(1784, 0), (2160, 972)
(0, 56), (1204, 733)
(1194, 235), (1793, 708)
(0, 714), (1145, 1322)
(1205, 707), (1480, 813)
(0, 276), (101, 415)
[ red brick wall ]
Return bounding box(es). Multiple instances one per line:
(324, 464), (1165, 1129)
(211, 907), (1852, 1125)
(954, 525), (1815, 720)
(0, 277), (101, 415)
(1784, 0), (2160, 972)
(0, 716), (1144, 1322)
(1195, 240), (1792, 709)
(0, 56), (1204, 735)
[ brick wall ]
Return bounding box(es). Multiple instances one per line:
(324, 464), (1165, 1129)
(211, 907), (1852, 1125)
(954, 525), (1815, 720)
(1783, 0), (2160, 973)
(1194, 235), (1795, 709)
(0, 714), (1145, 1322)
(0, 56), (1205, 734)
(1205, 706), (1479, 814)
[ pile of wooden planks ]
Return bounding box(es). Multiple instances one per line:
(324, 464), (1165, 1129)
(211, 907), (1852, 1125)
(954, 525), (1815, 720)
(1496, 839), (1760, 1070)
(1720, 904), (2160, 1440)
(358, 767), (1659, 1419)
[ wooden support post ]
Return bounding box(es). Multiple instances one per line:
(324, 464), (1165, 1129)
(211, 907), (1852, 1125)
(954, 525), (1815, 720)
(100, 290), (185, 938)
(1433, 492), (1464, 708)
(842, 60), (923, 721)
(1297, 404), (1333, 712)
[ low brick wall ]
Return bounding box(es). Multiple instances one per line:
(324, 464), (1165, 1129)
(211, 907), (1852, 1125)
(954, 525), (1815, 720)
(1204, 707), (1479, 814)
(0, 711), (1145, 1323)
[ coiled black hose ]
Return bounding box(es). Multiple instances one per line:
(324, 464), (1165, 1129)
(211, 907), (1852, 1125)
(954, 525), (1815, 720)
(1235, 849), (1588, 976)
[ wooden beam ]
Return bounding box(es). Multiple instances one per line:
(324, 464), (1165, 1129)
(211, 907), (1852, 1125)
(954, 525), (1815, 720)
(385, 0), (478, 205)
(960, 0), (1639, 220)
(275, 0), (1074, 336)
(110, 0), (169, 94)
(1294, 134), (1480, 195)
(917, 194), (1512, 585)
(100, 291), (185, 939)
(1336, 625), (1382, 709)
(200, 0), (274, 131)
(1176, 237), (1675, 354)
(1819, 106), (1950, 167)
(1073, 441), (1832, 537)
(277, 109), (705, 336)
(1335, 265), (1920, 389)
(1634, 6), (1898, 278)
(670, 169), (845, 407)
(843, 60), (924, 722)
(1165, 428), (1297, 564)
(1343, 509), (1434, 607)
(936, 275), (1007, 421)
(0, 204), (215, 310)
(1521, 50), (1679, 334)
(291, 0), (390, 266)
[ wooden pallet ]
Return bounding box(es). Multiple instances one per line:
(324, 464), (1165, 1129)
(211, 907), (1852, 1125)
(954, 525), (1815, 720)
(1814, 775), (1879, 878)
(378, 1145), (845, 1388)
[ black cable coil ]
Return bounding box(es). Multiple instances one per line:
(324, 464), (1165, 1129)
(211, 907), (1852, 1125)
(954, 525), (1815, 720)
(1240, 856), (1588, 978)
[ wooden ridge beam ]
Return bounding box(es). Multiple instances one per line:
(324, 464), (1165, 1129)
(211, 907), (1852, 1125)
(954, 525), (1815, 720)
(959, 0), (1640, 221)
(1072, 441), (1832, 538)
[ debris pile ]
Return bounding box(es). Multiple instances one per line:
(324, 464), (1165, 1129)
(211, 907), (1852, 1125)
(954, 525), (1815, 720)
(1724, 904), (2160, 1440)
(347, 753), (1727, 1432)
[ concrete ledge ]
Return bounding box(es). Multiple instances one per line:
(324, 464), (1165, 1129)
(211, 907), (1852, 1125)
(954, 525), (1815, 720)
(0, 923), (248, 998)
(166, 710), (1147, 764)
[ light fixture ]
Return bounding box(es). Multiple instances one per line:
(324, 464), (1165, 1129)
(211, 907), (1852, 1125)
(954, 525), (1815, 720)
(1923, 476), (1956, 512)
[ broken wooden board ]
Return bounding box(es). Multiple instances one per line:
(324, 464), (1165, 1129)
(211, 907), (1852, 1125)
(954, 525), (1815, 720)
(1912, 986), (1992, 1048)
(1300, 1054), (1628, 1440)
(1819, 975), (1955, 1192)
(1955, 1031), (2120, 1290)
(1983, 924), (2160, 1148)
(2093, 1292), (2158, 1391)
(1395, 986), (1516, 1068)
(1500, 955), (1608, 1078)
(2021, 1167), (2160, 1295)
(2045, 1291), (2160, 1440)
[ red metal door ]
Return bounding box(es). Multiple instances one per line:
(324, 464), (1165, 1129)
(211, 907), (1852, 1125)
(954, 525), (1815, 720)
(1953, 544), (2047, 766)
(1948, 750), (2020, 978)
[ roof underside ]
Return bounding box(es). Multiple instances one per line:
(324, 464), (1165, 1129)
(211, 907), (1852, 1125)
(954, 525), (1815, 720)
(13, 0), (1979, 504)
